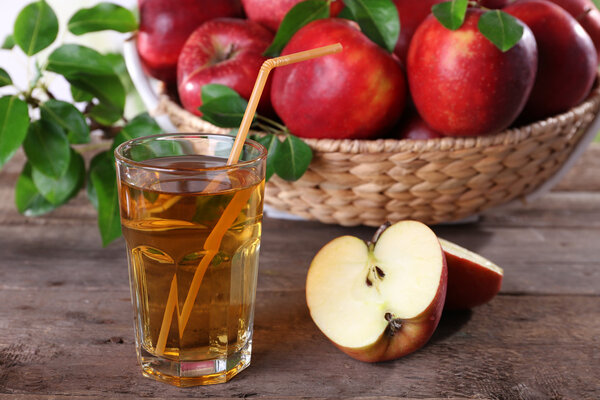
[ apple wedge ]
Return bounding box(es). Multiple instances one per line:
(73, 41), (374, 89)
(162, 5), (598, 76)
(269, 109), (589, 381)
(439, 238), (503, 310)
(306, 221), (447, 362)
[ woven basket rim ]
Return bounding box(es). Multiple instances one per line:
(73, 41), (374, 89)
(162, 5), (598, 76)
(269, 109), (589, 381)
(157, 78), (600, 154)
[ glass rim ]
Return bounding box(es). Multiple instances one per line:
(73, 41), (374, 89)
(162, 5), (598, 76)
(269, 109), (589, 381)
(114, 133), (268, 173)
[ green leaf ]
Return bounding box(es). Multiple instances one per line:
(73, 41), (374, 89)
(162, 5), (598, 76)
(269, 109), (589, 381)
(23, 119), (71, 179)
(255, 135), (280, 182)
(264, 0), (330, 57)
(15, 163), (57, 216)
(0, 95), (29, 169)
(32, 148), (85, 206)
(273, 134), (312, 181)
(90, 152), (122, 246)
(68, 2), (137, 35)
(13, 0), (59, 56)
(342, 0), (400, 53)
(432, 0), (468, 30)
(47, 44), (116, 77)
(40, 99), (90, 144)
(0, 68), (12, 87)
(112, 112), (163, 151)
(71, 86), (94, 102)
(337, 6), (355, 20)
(87, 151), (110, 210)
(201, 84), (242, 104)
(593, 0), (600, 10)
(104, 52), (135, 93)
(199, 97), (249, 128)
(89, 103), (122, 126)
(68, 74), (125, 116)
(478, 10), (524, 52)
(2, 35), (15, 49)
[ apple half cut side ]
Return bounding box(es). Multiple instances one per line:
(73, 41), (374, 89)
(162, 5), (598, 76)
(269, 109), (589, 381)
(306, 221), (447, 362)
(439, 238), (503, 310)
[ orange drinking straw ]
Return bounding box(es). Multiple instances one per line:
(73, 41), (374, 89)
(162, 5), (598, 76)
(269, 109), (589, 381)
(155, 43), (343, 355)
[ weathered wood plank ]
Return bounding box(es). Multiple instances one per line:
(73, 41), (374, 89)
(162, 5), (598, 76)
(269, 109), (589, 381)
(0, 286), (598, 399)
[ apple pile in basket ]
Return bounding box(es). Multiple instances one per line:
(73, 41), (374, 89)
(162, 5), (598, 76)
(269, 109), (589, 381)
(138, 0), (599, 181)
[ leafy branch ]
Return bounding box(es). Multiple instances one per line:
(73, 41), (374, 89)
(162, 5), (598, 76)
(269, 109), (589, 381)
(0, 1), (162, 246)
(198, 84), (312, 182)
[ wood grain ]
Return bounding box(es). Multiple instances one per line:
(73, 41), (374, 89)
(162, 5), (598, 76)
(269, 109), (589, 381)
(0, 146), (599, 399)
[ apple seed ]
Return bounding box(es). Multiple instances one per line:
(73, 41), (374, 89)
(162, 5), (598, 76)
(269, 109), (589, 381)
(375, 266), (385, 278)
(366, 277), (373, 287)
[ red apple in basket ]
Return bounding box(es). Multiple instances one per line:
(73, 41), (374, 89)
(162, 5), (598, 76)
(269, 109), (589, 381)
(177, 18), (274, 117)
(547, 0), (600, 59)
(398, 113), (445, 140)
(392, 0), (445, 65)
(241, 0), (345, 32)
(505, 0), (598, 121)
(306, 221), (447, 362)
(137, 0), (243, 83)
(407, 10), (538, 137)
(440, 239), (503, 310)
(271, 19), (407, 140)
(477, 0), (510, 8)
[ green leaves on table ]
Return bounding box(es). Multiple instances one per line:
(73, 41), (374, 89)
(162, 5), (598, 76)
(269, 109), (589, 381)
(0, 95), (29, 169)
(31, 149), (85, 206)
(0, 69), (12, 87)
(23, 119), (71, 179)
(255, 135), (279, 181)
(47, 45), (126, 124)
(112, 112), (163, 150)
(478, 10), (524, 52)
(68, 2), (137, 35)
(89, 151), (121, 247)
(13, 0), (58, 56)
(343, 0), (400, 53)
(433, 0), (525, 51)
(40, 100), (90, 144)
(15, 163), (56, 217)
(1, 35), (15, 50)
(264, 0), (330, 57)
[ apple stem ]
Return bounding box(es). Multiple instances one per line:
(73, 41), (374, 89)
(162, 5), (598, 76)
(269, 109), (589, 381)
(370, 222), (391, 246)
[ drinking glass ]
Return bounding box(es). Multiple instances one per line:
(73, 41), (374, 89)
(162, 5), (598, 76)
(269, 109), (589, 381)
(115, 133), (266, 386)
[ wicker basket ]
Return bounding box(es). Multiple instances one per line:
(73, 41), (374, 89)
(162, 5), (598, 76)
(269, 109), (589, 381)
(154, 82), (600, 226)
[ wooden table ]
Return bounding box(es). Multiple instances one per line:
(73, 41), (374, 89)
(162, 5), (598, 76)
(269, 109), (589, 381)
(1, 146), (599, 400)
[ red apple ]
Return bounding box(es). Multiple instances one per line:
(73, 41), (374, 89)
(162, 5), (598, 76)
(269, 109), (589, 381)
(547, 0), (600, 60)
(477, 0), (510, 8)
(177, 18), (274, 117)
(241, 0), (344, 32)
(399, 113), (445, 140)
(392, 0), (445, 65)
(306, 221), (447, 362)
(407, 10), (537, 137)
(137, 0), (243, 83)
(505, 0), (597, 121)
(439, 239), (503, 310)
(271, 19), (406, 140)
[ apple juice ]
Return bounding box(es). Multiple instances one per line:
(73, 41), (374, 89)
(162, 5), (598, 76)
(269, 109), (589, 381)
(119, 155), (264, 385)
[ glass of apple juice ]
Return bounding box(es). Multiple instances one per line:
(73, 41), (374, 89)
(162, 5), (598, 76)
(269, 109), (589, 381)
(115, 133), (266, 387)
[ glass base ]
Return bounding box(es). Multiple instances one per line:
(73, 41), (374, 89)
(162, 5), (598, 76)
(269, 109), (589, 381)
(138, 341), (252, 387)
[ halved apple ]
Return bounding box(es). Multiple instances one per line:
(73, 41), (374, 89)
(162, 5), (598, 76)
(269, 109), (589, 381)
(305, 221), (447, 362)
(440, 238), (503, 310)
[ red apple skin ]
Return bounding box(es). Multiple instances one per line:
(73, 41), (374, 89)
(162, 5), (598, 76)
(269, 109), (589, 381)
(505, 0), (598, 121)
(137, 0), (243, 83)
(444, 251), (503, 310)
(407, 10), (538, 137)
(547, 0), (600, 60)
(337, 250), (447, 363)
(477, 0), (510, 8)
(241, 0), (344, 32)
(392, 0), (445, 66)
(271, 19), (407, 140)
(399, 113), (445, 140)
(177, 18), (274, 117)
